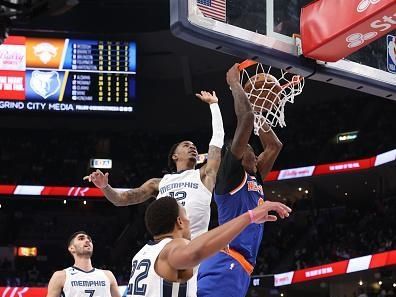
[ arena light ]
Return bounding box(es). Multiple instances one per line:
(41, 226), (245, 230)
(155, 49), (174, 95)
(17, 247), (37, 257)
(336, 131), (359, 143)
(359, 280), (363, 286)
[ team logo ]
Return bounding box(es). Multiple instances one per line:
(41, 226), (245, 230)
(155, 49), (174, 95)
(29, 70), (61, 99)
(387, 35), (396, 73)
(357, 0), (381, 13)
(346, 32), (377, 48)
(33, 42), (58, 64)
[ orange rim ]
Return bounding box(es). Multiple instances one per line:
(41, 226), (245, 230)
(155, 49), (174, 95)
(238, 59), (258, 71)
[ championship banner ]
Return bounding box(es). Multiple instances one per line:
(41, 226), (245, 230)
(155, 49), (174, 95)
(301, 0), (396, 61)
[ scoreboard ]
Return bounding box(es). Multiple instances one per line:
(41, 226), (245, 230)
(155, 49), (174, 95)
(0, 36), (136, 113)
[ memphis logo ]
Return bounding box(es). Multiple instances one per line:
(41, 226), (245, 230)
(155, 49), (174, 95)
(247, 181), (263, 195)
(29, 70), (61, 99)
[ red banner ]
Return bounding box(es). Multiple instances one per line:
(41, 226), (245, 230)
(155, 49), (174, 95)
(0, 287), (47, 297)
(263, 170), (280, 181)
(274, 249), (396, 286)
(314, 157), (374, 175)
(0, 150), (395, 198)
(0, 185), (17, 195)
(292, 260), (349, 283)
(0, 71), (25, 100)
(301, 0), (396, 61)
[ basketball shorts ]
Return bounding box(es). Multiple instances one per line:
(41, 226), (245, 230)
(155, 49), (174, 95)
(197, 252), (251, 297)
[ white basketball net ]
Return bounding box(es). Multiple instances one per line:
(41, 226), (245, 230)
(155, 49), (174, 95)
(240, 63), (305, 135)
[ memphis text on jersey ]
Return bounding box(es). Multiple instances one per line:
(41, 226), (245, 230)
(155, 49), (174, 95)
(159, 182), (199, 195)
(70, 281), (106, 287)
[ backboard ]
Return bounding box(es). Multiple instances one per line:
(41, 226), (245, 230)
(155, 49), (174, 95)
(170, 0), (396, 99)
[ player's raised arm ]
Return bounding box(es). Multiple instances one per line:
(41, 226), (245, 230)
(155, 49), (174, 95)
(257, 122), (283, 181)
(46, 271), (65, 297)
(195, 90), (224, 191)
(84, 169), (160, 206)
(227, 64), (254, 159)
(165, 201), (291, 270)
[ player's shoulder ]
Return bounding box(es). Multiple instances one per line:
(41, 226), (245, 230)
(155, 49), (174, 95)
(50, 270), (66, 282)
(161, 238), (189, 255)
(101, 269), (116, 280)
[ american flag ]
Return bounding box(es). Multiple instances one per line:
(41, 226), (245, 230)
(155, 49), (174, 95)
(196, 0), (226, 22)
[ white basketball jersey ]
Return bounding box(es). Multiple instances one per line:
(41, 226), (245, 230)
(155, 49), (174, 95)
(62, 267), (111, 297)
(127, 238), (191, 297)
(157, 169), (212, 239)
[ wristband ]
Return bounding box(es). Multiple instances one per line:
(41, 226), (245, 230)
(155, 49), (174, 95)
(248, 210), (255, 223)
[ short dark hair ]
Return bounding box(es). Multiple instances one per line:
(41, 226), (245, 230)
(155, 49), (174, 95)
(67, 231), (89, 247)
(167, 142), (181, 172)
(145, 197), (180, 237)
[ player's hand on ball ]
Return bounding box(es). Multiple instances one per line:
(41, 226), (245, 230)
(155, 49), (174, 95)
(251, 201), (291, 224)
(226, 63), (241, 86)
(195, 90), (218, 104)
(83, 169), (109, 189)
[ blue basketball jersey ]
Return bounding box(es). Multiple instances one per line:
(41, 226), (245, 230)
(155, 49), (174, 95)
(214, 172), (264, 265)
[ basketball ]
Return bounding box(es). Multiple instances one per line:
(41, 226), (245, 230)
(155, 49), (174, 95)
(243, 73), (283, 112)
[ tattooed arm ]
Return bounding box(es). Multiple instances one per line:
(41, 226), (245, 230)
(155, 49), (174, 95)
(195, 91), (224, 192)
(200, 145), (222, 192)
(86, 170), (160, 206)
(103, 178), (161, 206)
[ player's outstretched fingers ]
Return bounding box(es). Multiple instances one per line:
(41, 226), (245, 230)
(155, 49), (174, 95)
(269, 202), (290, 219)
(266, 215), (278, 222)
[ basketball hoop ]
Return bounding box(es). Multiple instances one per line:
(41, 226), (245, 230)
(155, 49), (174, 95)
(238, 60), (305, 135)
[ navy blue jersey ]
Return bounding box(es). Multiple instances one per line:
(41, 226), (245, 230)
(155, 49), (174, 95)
(214, 146), (265, 265)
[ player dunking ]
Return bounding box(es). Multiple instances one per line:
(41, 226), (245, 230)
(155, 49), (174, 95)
(197, 64), (284, 297)
(126, 196), (290, 297)
(46, 232), (121, 297)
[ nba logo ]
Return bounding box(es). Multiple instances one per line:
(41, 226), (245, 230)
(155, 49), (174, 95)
(387, 35), (396, 74)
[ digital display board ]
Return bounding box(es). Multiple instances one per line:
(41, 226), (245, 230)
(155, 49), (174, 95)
(0, 36), (136, 113)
